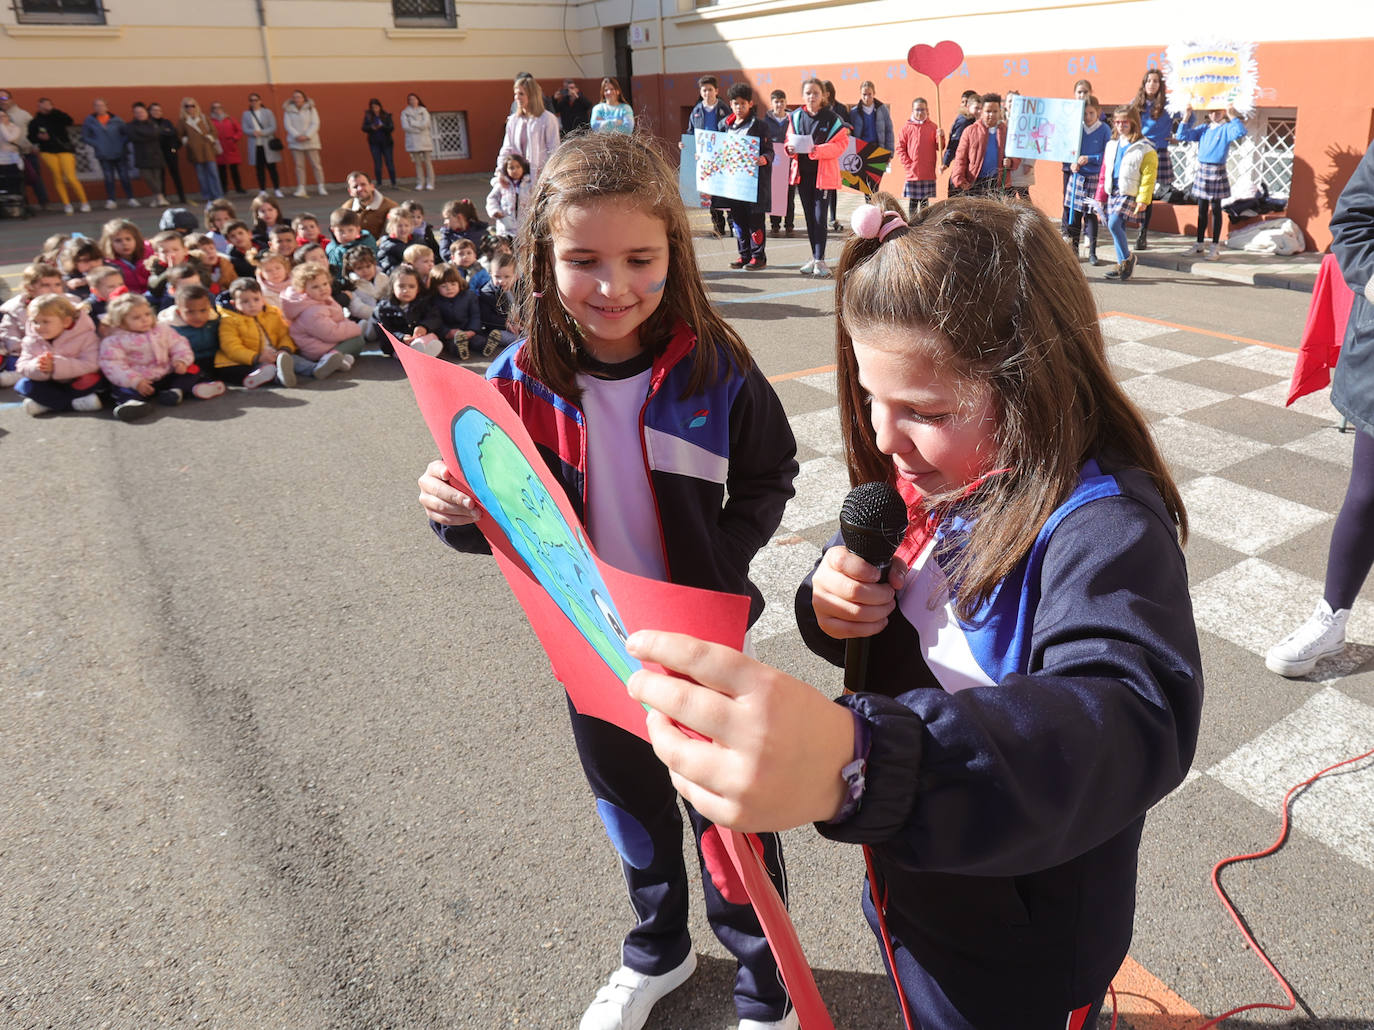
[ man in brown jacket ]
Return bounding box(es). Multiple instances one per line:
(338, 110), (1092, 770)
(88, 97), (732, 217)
(340, 171), (396, 240)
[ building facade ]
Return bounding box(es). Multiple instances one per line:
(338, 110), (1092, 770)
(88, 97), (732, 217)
(2, 0), (1367, 249)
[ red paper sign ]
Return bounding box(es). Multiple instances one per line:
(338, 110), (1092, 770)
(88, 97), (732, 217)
(907, 41), (965, 84)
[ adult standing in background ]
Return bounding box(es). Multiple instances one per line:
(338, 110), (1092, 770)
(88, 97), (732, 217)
(125, 102), (167, 207)
(242, 92), (283, 197)
(283, 89), (327, 197)
(361, 98), (397, 188)
(590, 77), (634, 134)
(0, 90), (49, 211)
(147, 101), (187, 204)
(82, 97), (137, 209)
(550, 79), (591, 136)
(848, 80), (893, 153)
(209, 100), (245, 195)
(400, 93), (435, 191)
(498, 75), (559, 188)
(178, 96), (223, 202)
(26, 97), (89, 213)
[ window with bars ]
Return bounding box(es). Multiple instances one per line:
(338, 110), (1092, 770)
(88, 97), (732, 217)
(432, 111), (470, 161)
(1167, 108), (1297, 202)
(14, 0), (105, 23)
(392, 0), (456, 27)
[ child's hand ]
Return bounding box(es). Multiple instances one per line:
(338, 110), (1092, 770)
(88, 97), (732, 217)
(172, 360), (189, 374)
(135, 379), (155, 397)
(811, 545), (905, 640)
(260, 345), (278, 362)
(36, 352), (54, 374)
(418, 459), (480, 526)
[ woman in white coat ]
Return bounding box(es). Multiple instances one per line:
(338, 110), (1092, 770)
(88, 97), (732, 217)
(400, 92), (435, 191)
(498, 76), (559, 188)
(283, 89), (327, 197)
(242, 92), (283, 197)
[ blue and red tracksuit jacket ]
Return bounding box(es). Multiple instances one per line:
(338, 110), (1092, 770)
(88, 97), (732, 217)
(795, 458), (1204, 1025)
(433, 319), (798, 625)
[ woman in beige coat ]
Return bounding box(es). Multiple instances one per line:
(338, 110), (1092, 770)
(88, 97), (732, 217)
(283, 89), (327, 197)
(178, 97), (223, 201)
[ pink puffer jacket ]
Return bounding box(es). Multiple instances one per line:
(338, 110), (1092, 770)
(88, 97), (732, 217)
(17, 310), (101, 381)
(279, 287), (363, 360)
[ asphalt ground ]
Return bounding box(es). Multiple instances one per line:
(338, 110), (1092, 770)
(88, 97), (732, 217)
(2, 184), (1371, 1030)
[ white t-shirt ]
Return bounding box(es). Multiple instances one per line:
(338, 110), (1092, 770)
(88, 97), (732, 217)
(576, 366), (667, 582)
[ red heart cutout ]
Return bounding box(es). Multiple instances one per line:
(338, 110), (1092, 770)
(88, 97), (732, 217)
(907, 41), (965, 84)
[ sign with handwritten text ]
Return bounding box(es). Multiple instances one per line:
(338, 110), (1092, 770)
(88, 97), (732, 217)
(1164, 40), (1259, 114)
(1005, 95), (1083, 165)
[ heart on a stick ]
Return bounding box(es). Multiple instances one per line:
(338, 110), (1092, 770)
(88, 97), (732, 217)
(907, 41), (964, 84)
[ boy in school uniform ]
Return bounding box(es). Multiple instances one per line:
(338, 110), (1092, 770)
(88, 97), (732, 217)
(941, 89), (982, 196)
(684, 75), (732, 236)
(950, 92), (1018, 196)
(763, 89), (795, 236)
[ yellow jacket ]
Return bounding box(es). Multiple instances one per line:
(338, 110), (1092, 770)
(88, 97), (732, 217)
(215, 303), (296, 367)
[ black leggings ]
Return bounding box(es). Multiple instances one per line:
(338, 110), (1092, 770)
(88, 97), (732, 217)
(218, 164), (243, 193)
(254, 150), (281, 191)
(1196, 199), (1223, 243)
(1325, 428), (1374, 610)
(160, 152), (187, 202)
(796, 172), (829, 261)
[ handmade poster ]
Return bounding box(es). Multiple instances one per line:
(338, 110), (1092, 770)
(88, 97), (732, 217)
(696, 129), (761, 203)
(678, 133), (705, 207)
(1006, 95), (1083, 165)
(839, 137), (892, 196)
(1164, 40), (1260, 115)
(394, 334), (835, 1030)
(768, 141), (789, 217)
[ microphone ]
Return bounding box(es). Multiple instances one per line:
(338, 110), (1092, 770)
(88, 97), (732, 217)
(839, 482), (909, 694)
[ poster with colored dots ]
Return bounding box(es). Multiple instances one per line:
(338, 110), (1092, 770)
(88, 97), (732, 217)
(695, 129), (761, 203)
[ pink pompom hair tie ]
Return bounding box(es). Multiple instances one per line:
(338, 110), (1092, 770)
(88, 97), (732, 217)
(850, 204), (907, 242)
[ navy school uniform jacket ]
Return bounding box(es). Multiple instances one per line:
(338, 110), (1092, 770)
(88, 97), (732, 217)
(438, 220), (487, 262)
(942, 113), (973, 170)
(369, 291), (440, 339)
(432, 319), (798, 625)
(435, 288), (480, 338)
(376, 233), (411, 274)
(687, 98), (731, 135)
(795, 459), (1203, 1025)
(476, 279), (509, 332)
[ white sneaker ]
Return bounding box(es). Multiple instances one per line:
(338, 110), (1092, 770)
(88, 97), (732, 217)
(127, 197), (141, 208)
(276, 351), (297, 387)
(410, 335), (443, 358)
(154, 194), (168, 206)
(72, 393), (102, 412)
(63, 203), (74, 215)
(1266, 599), (1350, 677)
(317, 184), (328, 196)
(79, 202), (91, 212)
(104, 199), (117, 210)
(340, 353), (356, 370)
(812, 260), (831, 278)
(1207, 243), (1221, 260)
(799, 259), (816, 275)
(1188, 242), (1205, 255)
(244, 364), (276, 389)
(312, 351), (345, 379)
(23, 398), (53, 416)
(0, 369), (20, 388)
(293, 187), (309, 198)
(739, 1011), (800, 1030)
(579, 953), (697, 1030)
(191, 380), (226, 399)
(415, 180), (425, 191)
(274, 188), (285, 198)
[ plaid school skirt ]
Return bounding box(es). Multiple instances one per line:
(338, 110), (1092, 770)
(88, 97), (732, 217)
(1107, 189), (1143, 224)
(1064, 171), (1100, 213)
(904, 179), (937, 200)
(1192, 160), (1230, 200)
(1154, 147), (1174, 191)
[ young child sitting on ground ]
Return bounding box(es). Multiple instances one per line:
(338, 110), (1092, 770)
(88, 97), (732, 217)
(14, 293), (104, 415)
(344, 248), (389, 322)
(327, 209), (377, 276)
(403, 242), (435, 284)
(452, 238), (491, 293)
(430, 262), (480, 359)
(293, 212), (330, 249)
(3, 262), (71, 386)
(185, 232), (236, 293)
(397, 199), (441, 258)
(99, 292), (226, 420)
(476, 251), (518, 358)
(255, 252), (292, 309)
(438, 198), (487, 261)
(363, 261), (441, 357)
(376, 206), (415, 275)
(60, 239), (105, 299)
(85, 265), (126, 324)
(279, 263), (364, 370)
(166, 283), (220, 374)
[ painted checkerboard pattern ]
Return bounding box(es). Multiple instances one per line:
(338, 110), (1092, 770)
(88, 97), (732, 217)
(748, 313), (1374, 873)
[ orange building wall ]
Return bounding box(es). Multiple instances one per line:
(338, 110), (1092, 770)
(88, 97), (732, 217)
(22, 36), (1371, 250)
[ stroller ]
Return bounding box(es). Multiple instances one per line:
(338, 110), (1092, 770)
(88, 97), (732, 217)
(0, 160), (29, 219)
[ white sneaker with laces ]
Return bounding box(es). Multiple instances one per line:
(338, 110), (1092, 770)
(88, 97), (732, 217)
(293, 187), (309, 198)
(317, 184), (328, 196)
(72, 393), (102, 412)
(1207, 242), (1221, 260)
(63, 203), (74, 215)
(1266, 599), (1350, 677)
(127, 197), (140, 208)
(340, 353), (356, 370)
(79, 202), (92, 212)
(276, 351), (297, 387)
(579, 953), (697, 1030)
(104, 199), (117, 210)
(312, 351), (345, 379)
(812, 260), (831, 278)
(799, 259), (815, 275)
(274, 188), (285, 198)
(739, 1011), (800, 1030)
(244, 364), (276, 389)
(1188, 242), (1205, 255)
(23, 398), (53, 416)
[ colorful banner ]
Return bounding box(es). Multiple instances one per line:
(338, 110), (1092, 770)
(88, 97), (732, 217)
(1006, 95), (1083, 164)
(839, 137), (892, 196)
(679, 133), (705, 208)
(393, 336), (836, 1030)
(1164, 40), (1260, 115)
(696, 129), (761, 203)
